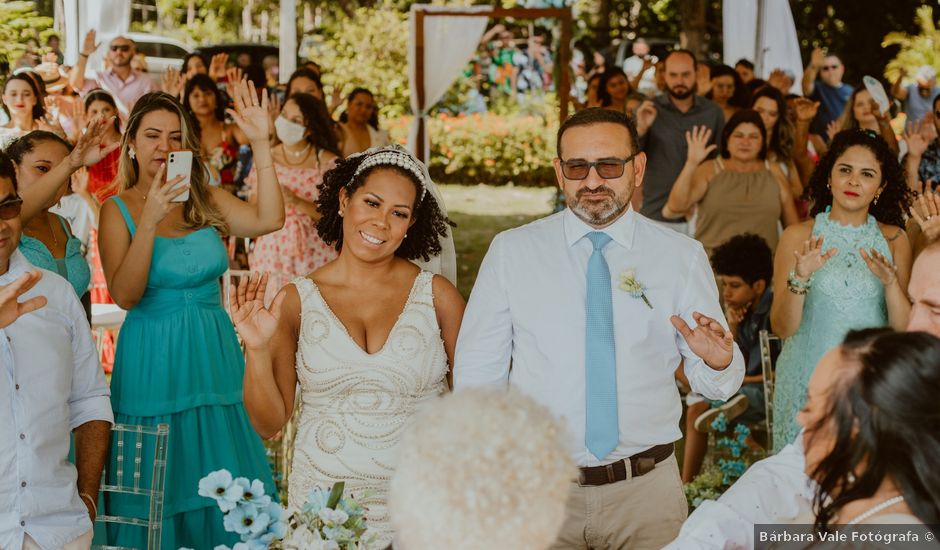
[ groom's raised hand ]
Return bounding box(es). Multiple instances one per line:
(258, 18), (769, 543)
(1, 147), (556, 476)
(670, 312), (734, 370)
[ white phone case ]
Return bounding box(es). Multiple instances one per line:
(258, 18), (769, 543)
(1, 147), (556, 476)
(166, 150), (193, 203)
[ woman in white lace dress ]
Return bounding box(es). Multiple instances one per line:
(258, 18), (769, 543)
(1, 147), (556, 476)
(231, 145), (465, 545)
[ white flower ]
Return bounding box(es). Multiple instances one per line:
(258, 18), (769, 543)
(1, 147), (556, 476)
(198, 470), (244, 512)
(318, 507), (349, 526)
(618, 268), (653, 308)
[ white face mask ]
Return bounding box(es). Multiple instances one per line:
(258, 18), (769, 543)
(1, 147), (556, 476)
(275, 116), (307, 146)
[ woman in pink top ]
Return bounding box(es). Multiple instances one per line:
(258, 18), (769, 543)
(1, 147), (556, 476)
(248, 92), (341, 304)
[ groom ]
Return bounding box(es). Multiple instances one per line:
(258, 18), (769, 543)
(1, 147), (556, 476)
(455, 108), (744, 549)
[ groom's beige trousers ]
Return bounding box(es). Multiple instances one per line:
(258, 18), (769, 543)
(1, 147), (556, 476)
(549, 454), (687, 550)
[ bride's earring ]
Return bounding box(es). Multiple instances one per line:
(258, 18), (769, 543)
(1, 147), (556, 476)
(129, 148), (136, 159)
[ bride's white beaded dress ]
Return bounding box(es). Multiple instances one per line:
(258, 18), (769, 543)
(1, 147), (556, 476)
(287, 271), (448, 544)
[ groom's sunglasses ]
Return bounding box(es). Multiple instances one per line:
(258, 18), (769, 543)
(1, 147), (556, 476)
(0, 196), (23, 220)
(560, 153), (638, 180)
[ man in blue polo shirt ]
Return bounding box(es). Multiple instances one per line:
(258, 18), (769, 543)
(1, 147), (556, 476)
(801, 47), (853, 138)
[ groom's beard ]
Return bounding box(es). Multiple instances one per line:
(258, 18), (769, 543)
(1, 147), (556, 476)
(568, 185), (630, 226)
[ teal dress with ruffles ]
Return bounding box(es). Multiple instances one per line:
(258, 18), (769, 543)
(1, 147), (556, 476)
(772, 211), (890, 451)
(106, 197), (274, 549)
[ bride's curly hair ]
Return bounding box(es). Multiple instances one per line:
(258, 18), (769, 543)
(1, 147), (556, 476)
(316, 153), (453, 262)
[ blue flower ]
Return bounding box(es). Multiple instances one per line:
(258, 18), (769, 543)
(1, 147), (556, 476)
(198, 470), (244, 513)
(302, 487), (331, 514)
(710, 412), (728, 432)
(223, 502), (270, 537)
(259, 502), (288, 542)
(234, 477), (272, 507)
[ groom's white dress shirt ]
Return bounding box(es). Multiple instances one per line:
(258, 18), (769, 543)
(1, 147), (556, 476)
(0, 250), (113, 550)
(455, 208), (745, 467)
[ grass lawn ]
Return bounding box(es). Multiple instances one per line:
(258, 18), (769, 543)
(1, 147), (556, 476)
(441, 183), (558, 299)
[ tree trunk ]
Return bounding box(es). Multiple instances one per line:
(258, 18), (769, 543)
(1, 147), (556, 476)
(187, 0), (195, 27)
(678, 0), (708, 60)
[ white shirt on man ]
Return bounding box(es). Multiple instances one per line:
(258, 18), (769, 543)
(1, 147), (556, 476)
(0, 250), (113, 550)
(454, 207), (745, 467)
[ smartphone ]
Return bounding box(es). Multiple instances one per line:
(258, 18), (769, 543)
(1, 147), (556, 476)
(166, 150), (192, 203)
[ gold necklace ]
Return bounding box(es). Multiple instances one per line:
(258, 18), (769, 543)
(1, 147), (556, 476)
(281, 144), (311, 166)
(134, 185), (147, 201)
(24, 213), (59, 248)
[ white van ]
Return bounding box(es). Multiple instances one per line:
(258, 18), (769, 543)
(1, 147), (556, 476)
(124, 32), (192, 86)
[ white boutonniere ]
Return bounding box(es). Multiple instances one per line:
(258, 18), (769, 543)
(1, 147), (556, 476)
(618, 269), (652, 309)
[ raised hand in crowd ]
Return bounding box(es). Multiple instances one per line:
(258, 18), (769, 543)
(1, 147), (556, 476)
(19, 116), (118, 223)
(229, 272), (280, 351)
(825, 119), (842, 143)
(670, 311), (735, 369)
(767, 69), (789, 91)
(904, 120), (931, 159)
(224, 66), (245, 99)
(81, 29), (100, 58)
(0, 271), (47, 329)
(329, 84), (345, 115)
(793, 234), (837, 282)
(685, 125), (716, 165)
(226, 78), (271, 143)
(208, 52), (229, 82)
(266, 91), (281, 130)
(910, 181), (940, 245)
(635, 99), (657, 136)
(695, 64), (711, 96)
(161, 67), (185, 98)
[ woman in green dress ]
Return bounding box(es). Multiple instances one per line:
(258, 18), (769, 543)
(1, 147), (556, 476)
(98, 80), (285, 549)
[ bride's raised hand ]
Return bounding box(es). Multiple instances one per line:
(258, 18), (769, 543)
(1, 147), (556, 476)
(230, 272), (278, 350)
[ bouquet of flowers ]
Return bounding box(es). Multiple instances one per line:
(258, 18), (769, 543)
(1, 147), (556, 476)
(280, 482), (379, 550)
(192, 470), (378, 550)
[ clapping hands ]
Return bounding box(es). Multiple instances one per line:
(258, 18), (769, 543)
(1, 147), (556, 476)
(793, 234), (837, 281)
(910, 181), (940, 244)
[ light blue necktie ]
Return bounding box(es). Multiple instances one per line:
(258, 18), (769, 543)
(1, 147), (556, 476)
(585, 231), (619, 460)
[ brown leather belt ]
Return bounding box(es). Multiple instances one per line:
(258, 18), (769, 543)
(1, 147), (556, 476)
(578, 443), (674, 486)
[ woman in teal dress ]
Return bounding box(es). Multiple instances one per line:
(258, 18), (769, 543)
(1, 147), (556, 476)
(98, 83), (285, 548)
(6, 131), (92, 319)
(770, 130), (913, 451)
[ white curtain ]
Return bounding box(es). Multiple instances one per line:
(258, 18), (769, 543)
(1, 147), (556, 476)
(407, 4), (491, 161)
(279, 0), (297, 84)
(405, 5), (490, 286)
(723, 0), (803, 94)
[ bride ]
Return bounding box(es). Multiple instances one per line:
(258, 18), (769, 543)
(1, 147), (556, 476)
(230, 145), (465, 545)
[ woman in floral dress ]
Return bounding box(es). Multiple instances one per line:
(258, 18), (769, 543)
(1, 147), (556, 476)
(249, 92), (342, 305)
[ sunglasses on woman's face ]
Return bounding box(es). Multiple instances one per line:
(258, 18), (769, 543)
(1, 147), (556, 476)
(0, 196), (24, 220)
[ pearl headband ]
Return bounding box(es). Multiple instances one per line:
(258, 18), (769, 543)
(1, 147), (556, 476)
(350, 145), (428, 202)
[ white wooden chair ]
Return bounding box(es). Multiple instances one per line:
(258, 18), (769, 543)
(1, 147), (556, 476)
(759, 329), (782, 443)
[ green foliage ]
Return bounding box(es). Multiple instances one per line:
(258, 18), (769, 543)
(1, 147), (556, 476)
(308, 2), (411, 119)
(0, 1), (53, 67)
(385, 111), (558, 186)
(883, 5), (940, 84)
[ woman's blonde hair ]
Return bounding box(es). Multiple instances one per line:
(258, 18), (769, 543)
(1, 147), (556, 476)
(116, 91), (228, 233)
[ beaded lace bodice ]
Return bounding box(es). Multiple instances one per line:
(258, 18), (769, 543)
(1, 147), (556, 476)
(287, 272), (448, 542)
